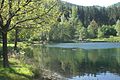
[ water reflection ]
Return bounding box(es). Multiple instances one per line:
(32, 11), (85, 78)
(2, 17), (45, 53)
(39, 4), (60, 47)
(27, 43), (120, 80)
(69, 72), (120, 80)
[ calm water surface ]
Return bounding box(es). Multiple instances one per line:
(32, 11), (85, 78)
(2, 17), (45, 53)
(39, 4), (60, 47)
(31, 42), (120, 80)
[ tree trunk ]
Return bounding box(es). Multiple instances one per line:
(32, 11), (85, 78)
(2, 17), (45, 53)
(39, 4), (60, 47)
(0, 32), (1, 58)
(14, 29), (18, 50)
(2, 32), (9, 68)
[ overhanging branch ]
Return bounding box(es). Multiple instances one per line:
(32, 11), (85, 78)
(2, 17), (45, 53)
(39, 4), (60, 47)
(8, 20), (45, 32)
(8, 2), (57, 31)
(5, 0), (32, 30)
(13, 0), (32, 16)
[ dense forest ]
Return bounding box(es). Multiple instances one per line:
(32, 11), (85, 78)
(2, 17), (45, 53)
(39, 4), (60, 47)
(0, 1), (120, 43)
(12, 2), (120, 42)
(60, 2), (120, 26)
(50, 2), (120, 41)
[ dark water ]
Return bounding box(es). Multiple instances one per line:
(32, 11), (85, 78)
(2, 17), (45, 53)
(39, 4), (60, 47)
(30, 43), (120, 80)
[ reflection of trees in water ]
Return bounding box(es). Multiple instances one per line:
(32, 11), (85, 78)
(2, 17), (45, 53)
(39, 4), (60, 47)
(25, 46), (120, 78)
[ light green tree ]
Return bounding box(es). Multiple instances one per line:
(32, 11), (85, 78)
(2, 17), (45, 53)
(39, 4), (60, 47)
(87, 20), (98, 38)
(98, 25), (117, 38)
(75, 21), (88, 40)
(115, 20), (120, 36)
(0, 0), (59, 67)
(71, 6), (78, 19)
(49, 19), (71, 42)
(79, 27), (88, 40)
(97, 27), (104, 38)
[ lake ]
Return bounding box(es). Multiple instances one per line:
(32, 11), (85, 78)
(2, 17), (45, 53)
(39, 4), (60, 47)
(30, 42), (120, 80)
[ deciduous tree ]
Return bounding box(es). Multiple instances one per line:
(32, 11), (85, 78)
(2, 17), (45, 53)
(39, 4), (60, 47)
(0, 0), (58, 67)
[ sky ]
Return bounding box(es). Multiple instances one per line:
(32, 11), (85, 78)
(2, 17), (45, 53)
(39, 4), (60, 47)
(61, 0), (120, 7)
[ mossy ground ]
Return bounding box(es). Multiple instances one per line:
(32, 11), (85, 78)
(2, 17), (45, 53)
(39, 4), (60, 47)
(0, 42), (35, 80)
(0, 58), (33, 80)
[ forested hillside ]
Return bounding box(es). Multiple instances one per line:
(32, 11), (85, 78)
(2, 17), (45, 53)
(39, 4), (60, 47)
(59, 2), (120, 26)
(1, 1), (120, 43)
(48, 1), (120, 41)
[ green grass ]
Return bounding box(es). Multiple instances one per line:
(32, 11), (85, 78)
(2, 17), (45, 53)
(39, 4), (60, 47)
(0, 44), (14, 47)
(0, 58), (33, 80)
(88, 36), (120, 42)
(0, 42), (34, 80)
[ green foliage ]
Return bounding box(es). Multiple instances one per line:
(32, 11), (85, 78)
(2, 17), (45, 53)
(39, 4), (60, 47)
(68, 18), (79, 39)
(115, 20), (120, 36)
(49, 21), (72, 42)
(61, 2), (120, 26)
(0, 0), (119, 43)
(97, 28), (104, 38)
(75, 21), (88, 40)
(0, 0), (60, 42)
(99, 25), (117, 38)
(87, 20), (98, 38)
(71, 6), (78, 19)
(104, 27), (117, 37)
(79, 27), (88, 40)
(8, 30), (15, 42)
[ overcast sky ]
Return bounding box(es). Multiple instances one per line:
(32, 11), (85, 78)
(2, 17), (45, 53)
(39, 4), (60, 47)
(61, 0), (120, 7)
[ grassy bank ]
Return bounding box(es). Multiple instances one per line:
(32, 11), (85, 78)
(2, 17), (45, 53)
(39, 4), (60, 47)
(0, 58), (33, 80)
(88, 36), (120, 42)
(0, 42), (33, 80)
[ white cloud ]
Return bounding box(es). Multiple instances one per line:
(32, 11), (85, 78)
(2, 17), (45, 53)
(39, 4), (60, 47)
(61, 0), (120, 7)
